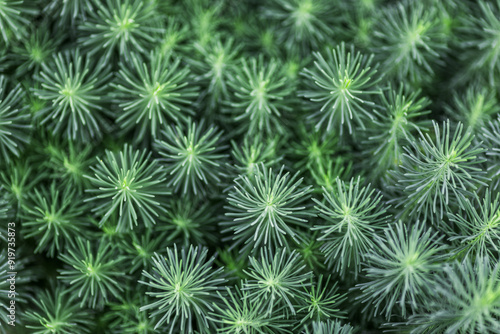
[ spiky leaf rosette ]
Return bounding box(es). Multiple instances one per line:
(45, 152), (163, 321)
(20, 182), (90, 257)
(105, 291), (157, 334)
(139, 245), (226, 333)
(34, 49), (112, 141)
(370, 0), (447, 84)
(154, 119), (227, 196)
(356, 220), (447, 320)
(297, 274), (346, 326)
(222, 163), (314, 254)
(226, 55), (294, 136)
(243, 248), (312, 315)
(448, 190), (500, 261)
(0, 161), (43, 212)
(391, 120), (489, 225)
(223, 135), (282, 185)
(0, 0), (37, 43)
(78, 0), (163, 61)
(209, 285), (292, 334)
(119, 229), (171, 274)
(459, 0), (500, 85)
(158, 18), (189, 56)
(112, 51), (198, 141)
(43, 0), (93, 26)
(181, 0), (225, 48)
(303, 320), (355, 334)
(290, 124), (340, 171)
(159, 197), (217, 246)
(25, 286), (93, 334)
(312, 177), (389, 277)
(300, 42), (382, 134)
(189, 36), (242, 112)
(41, 137), (94, 191)
(58, 237), (125, 309)
(445, 83), (500, 132)
(262, 0), (338, 55)
(480, 118), (500, 191)
(0, 76), (31, 163)
(12, 23), (62, 78)
(362, 84), (431, 179)
(85, 144), (169, 231)
(403, 257), (500, 333)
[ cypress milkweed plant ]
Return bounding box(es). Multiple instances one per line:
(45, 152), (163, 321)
(2, 1), (500, 333)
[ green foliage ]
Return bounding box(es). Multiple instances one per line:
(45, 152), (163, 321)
(223, 163), (314, 253)
(34, 49), (111, 141)
(371, 0), (447, 84)
(155, 118), (227, 195)
(445, 82), (500, 132)
(303, 320), (354, 334)
(209, 285), (292, 334)
(357, 220), (447, 319)
(263, 0), (338, 55)
(139, 245), (226, 333)
(480, 117), (500, 190)
(58, 237), (125, 309)
(226, 55), (294, 136)
(243, 248), (312, 315)
(393, 120), (489, 225)
(0, 0), (37, 43)
(363, 84), (431, 178)
(459, 0), (500, 85)
(297, 274), (346, 325)
(160, 197), (217, 246)
(21, 182), (89, 257)
(112, 51), (198, 141)
(301, 42), (382, 134)
(0, 76), (31, 162)
(404, 257), (500, 333)
(2, 0), (500, 332)
(448, 190), (500, 261)
(190, 36), (242, 111)
(78, 0), (163, 60)
(25, 286), (93, 334)
(85, 144), (169, 231)
(312, 177), (389, 277)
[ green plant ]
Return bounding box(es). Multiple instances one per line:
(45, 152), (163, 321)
(297, 274), (346, 325)
(371, 0), (447, 84)
(0, 75), (31, 162)
(154, 118), (227, 195)
(58, 237), (125, 309)
(112, 51), (198, 141)
(357, 220), (447, 319)
(85, 144), (169, 231)
(262, 0), (338, 55)
(21, 182), (90, 257)
(448, 190), (500, 261)
(34, 49), (111, 141)
(362, 84), (431, 178)
(139, 245), (226, 333)
(223, 163), (314, 253)
(312, 177), (389, 277)
(226, 55), (294, 136)
(78, 0), (163, 60)
(392, 120), (489, 225)
(25, 286), (93, 334)
(209, 285), (292, 333)
(403, 257), (500, 333)
(300, 42), (382, 134)
(243, 248), (312, 315)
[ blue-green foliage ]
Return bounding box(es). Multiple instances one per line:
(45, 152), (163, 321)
(1, 0), (499, 333)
